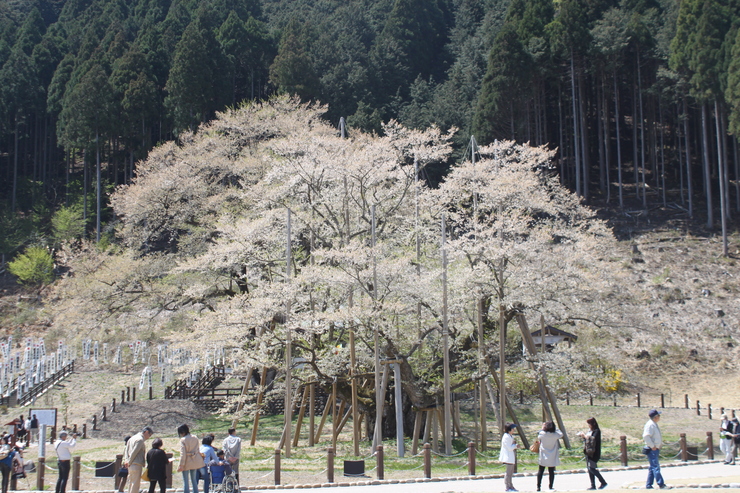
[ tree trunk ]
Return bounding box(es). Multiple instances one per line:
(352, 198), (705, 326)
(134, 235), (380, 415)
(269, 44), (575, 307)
(12, 116), (19, 212)
(637, 53), (647, 209)
(597, 75), (606, 194)
(96, 128), (102, 243)
(684, 99), (693, 218)
(615, 72), (623, 209)
(659, 99), (666, 207)
(570, 53), (581, 197)
(604, 76), (611, 203)
(701, 103), (713, 228)
(714, 100), (728, 256)
(578, 63), (589, 201)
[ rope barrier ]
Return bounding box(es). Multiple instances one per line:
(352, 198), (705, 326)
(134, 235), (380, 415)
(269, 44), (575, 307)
(429, 447), (469, 458)
(79, 462), (116, 470)
(44, 463), (59, 472)
(475, 449), (498, 460)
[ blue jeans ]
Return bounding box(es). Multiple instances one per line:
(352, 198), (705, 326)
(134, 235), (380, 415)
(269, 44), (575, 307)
(182, 469), (199, 493)
(198, 467), (210, 493)
(646, 448), (664, 488)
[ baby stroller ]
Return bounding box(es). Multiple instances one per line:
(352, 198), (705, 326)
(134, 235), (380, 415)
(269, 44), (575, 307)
(209, 465), (238, 493)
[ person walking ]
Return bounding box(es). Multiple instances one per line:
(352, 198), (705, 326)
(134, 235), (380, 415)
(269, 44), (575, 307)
(146, 438), (168, 493)
(644, 409), (670, 489)
(222, 429), (241, 482)
(123, 427), (154, 493)
(198, 435), (218, 493)
(54, 431), (76, 493)
(720, 414), (734, 464)
(499, 423), (518, 492)
(577, 417), (607, 490)
(536, 421), (563, 492)
(0, 436), (15, 493)
(177, 424), (205, 493)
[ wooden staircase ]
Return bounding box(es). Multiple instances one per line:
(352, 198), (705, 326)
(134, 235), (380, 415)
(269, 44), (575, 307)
(164, 365), (226, 400)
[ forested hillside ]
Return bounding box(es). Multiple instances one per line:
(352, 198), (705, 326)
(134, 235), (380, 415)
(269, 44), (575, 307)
(1, 0), (739, 258)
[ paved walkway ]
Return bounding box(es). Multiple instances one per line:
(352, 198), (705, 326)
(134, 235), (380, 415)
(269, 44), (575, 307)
(243, 461), (740, 492)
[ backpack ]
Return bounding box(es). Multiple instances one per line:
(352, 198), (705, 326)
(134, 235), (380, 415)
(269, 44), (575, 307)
(584, 435), (596, 457)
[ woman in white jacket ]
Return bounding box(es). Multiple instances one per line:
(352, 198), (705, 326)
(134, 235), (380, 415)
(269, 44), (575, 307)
(537, 421), (563, 492)
(499, 423), (518, 492)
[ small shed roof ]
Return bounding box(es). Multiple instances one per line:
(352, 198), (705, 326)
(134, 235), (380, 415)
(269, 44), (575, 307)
(530, 325), (578, 341)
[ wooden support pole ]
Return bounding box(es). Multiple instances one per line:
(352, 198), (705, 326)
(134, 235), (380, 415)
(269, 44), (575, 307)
(412, 411), (423, 455)
(165, 453), (173, 488)
(274, 449), (281, 485)
(423, 443), (431, 479)
(114, 455), (122, 490)
(72, 456), (81, 491)
(349, 326), (360, 456)
(468, 441), (476, 476)
(376, 445), (384, 480)
(315, 384), (334, 444)
(488, 366), (529, 450)
(292, 385), (310, 448)
(423, 409), (433, 447)
(250, 367), (268, 446)
(431, 409), (439, 453)
(477, 299), (487, 452)
(309, 382), (315, 447)
(36, 457), (45, 491)
(620, 436), (628, 466)
(327, 447), (335, 483)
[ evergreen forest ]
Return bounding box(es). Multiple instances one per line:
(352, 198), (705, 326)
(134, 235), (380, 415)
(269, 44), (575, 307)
(1, 0), (740, 259)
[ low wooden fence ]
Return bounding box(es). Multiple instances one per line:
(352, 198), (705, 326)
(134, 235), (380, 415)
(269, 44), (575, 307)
(17, 431), (722, 491)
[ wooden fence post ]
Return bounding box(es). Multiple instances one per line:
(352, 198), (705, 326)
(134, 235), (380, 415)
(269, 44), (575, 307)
(127, 387), (130, 402)
(149, 387), (153, 400)
(82, 424), (87, 438)
(620, 436), (628, 467)
(102, 406), (107, 421)
(468, 441), (476, 476)
(112, 399), (116, 412)
(121, 390), (126, 404)
(423, 443), (432, 479)
(613, 395), (617, 407)
(636, 393), (641, 407)
(697, 400), (701, 416)
(685, 394), (689, 409)
(661, 394), (665, 408)
(708, 404), (712, 419)
(92, 415), (97, 431)
(327, 447), (334, 483)
(274, 449), (281, 485)
(706, 432), (714, 460)
(36, 457), (45, 490)
(590, 395), (593, 406)
(114, 454), (123, 490)
(72, 456), (81, 491)
(165, 453), (173, 488)
(376, 445), (384, 480)
(566, 392), (570, 406)
(680, 433), (687, 461)
(132, 388), (136, 401)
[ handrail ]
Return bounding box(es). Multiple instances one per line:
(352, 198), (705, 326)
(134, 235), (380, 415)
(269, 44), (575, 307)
(164, 365), (225, 400)
(15, 360), (76, 407)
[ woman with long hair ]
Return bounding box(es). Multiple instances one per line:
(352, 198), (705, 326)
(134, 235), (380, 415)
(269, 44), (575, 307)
(578, 417), (607, 490)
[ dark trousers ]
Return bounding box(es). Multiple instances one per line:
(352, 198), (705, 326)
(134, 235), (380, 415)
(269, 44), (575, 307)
(587, 459), (606, 487)
(148, 478), (166, 493)
(55, 460), (71, 493)
(0, 461), (10, 493)
(537, 465), (555, 489)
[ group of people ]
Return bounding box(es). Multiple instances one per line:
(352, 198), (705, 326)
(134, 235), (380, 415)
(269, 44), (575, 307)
(14, 415), (38, 444)
(499, 409), (670, 491)
(0, 435), (26, 493)
(53, 426), (242, 493)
